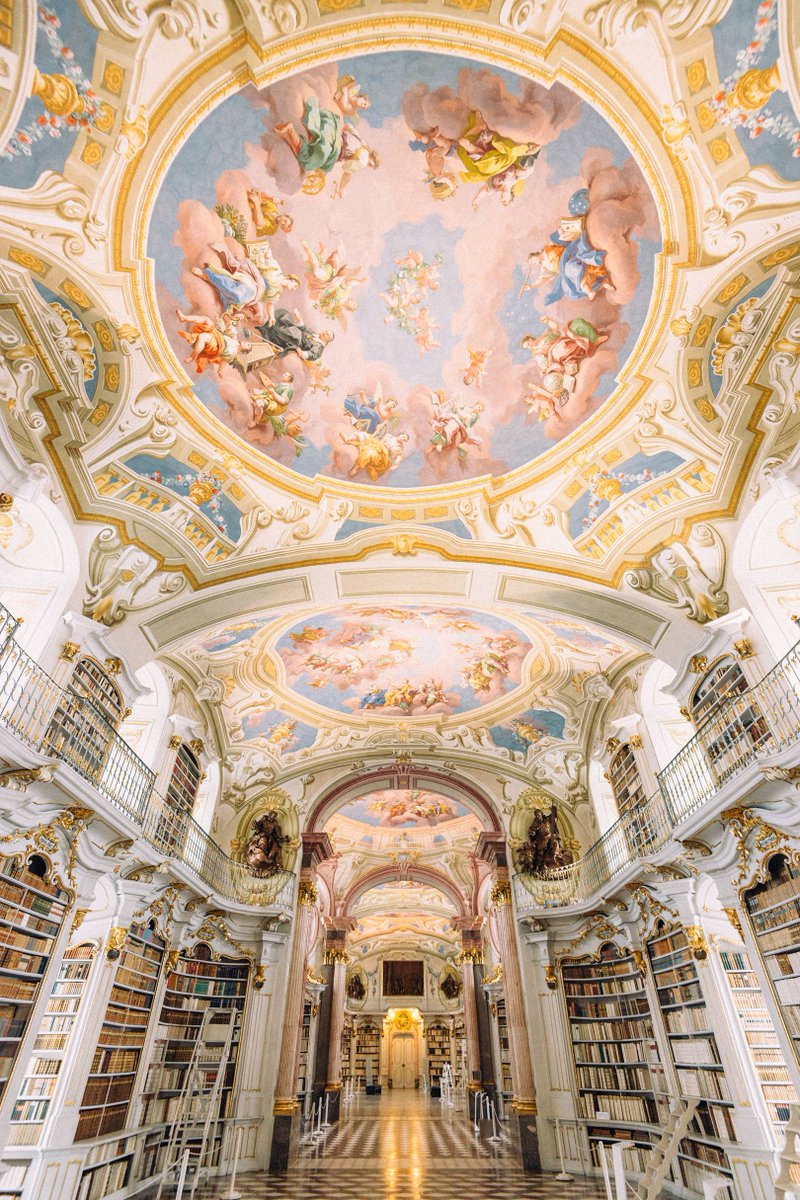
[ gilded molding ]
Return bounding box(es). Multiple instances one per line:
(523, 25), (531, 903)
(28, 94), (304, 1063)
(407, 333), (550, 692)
(298, 880), (319, 907)
(490, 880), (512, 907)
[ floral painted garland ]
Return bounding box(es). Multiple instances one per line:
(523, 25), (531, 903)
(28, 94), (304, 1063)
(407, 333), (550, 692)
(710, 0), (800, 153)
(2, 4), (101, 159)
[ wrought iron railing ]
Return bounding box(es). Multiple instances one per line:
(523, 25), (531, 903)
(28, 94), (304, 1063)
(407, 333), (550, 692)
(515, 638), (800, 912)
(0, 606), (294, 909)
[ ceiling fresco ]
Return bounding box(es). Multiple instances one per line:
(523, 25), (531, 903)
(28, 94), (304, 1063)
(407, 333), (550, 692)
(327, 789), (472, 828)
(350, 882), (458, 914)
(273, 604), (531, 717)
(150, 50), (660, 489)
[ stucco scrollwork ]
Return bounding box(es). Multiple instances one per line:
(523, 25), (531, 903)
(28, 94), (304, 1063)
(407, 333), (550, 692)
(84, 527), (187, 626)
(625, 522), (728, 623)
(584, 0), (731, 47)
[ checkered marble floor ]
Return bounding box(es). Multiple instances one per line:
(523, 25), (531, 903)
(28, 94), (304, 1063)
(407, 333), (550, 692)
(183, 1092), (637, 1200)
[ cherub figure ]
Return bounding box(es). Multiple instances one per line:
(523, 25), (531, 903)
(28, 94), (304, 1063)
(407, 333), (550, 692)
(462, 347), (490, 388)
(175, 308), (249, 376)
(522, 314), (609, 411)
(306, 361), (332, 395)
(333, 74), (371, 118)
(340, 426), (409, 480)
(301, 241), (364, 325)
(247, 188), (293, 236)
(428, 391), (484, 457)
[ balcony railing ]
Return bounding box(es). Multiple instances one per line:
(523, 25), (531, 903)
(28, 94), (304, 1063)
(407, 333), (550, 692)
(0, 606), (294, 909)
(515, 637), (800, 911)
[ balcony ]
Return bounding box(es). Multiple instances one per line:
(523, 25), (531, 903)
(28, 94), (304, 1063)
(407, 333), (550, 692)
(514, 637), (800, 913)
(0, 605), (294, 910)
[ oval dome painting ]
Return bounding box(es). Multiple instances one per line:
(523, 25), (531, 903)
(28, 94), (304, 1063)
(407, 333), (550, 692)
(150, 51), (661, 488)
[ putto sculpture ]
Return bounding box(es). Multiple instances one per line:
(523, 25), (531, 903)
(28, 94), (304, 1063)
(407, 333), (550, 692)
(244, 810), (290, 876)
(516, 803), (574, 876)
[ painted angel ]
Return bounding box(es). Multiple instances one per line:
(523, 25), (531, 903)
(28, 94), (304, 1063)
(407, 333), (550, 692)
(428, 390), (484, 457)
(175, 307), (249, 376)
(462, 347), (490, 388)
(301, 240), (364, 325)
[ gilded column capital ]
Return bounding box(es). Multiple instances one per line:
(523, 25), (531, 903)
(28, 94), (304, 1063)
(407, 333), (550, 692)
(544, 965), (558, 990)
(686, 925), (709, 961)
(324, 947), (349, 965)
(490, 879), (512, 907)
(458, 947), (484, 965)
(298, 879), (318, 907)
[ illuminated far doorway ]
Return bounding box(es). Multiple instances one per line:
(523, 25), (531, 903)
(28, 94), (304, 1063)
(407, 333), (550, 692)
(384, 1008), (422, 1089)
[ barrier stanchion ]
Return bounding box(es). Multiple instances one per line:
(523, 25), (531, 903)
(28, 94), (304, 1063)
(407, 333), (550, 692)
(219, 1125), (243, 1200)
(554, 1119), (573, 1181)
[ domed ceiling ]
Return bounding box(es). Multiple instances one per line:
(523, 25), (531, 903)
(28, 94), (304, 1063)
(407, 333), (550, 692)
(150, 50), (660, 488)
(329, 789), (473, 829)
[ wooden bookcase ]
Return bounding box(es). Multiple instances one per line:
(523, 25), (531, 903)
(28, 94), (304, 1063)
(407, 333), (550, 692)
(743, 854), (800, 1059)
(75, 923), (165, 1141)
(9, 943), (95, 1143)
(646, 925), (735, 1196)
(140, 944), (249, 1127)
(297, 1000), (313, 1098)
(494, 997), (512, 1098)
(340, 1016), (353, 1081)
(562, 943), (667, 1177)
(425, 1022), (450, 1086)
(354, 1022), (380, 1085)
(0, 854), (71, 1108)
(719, 944), (796, 1127)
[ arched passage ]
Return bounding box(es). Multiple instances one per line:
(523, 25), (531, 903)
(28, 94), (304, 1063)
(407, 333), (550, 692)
(339, 863), (471, 921)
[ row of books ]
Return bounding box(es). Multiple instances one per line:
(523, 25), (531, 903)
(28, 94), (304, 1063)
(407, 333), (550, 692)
(562, 962), (640, 980)
(571, 1019), (652, 1042)
(572, 1040), (651, 1064)
(662, 1005), (713, 1035)
(750, 924), (800, 953)
(664, 1037), (719, 1066)
(576, 1064), (655, 1091)
(650, 964), (698, 986)
(673, 1066), (730, 1102)
(79, 1078), (135, 1108)
(567, 999), (650, 1019)
(656, 982), (703, 1007)
(581, 1094), (659, 1122)
(768, 951), (800, 978)
(76, 1157), (132, 1200)
(563, 978), (645, 998)
(772, 976), (800, 1005)
(745, 875), (800, 914)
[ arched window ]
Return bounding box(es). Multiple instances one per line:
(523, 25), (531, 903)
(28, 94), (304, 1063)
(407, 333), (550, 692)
(159, 743), (201, 855)
(690, 655), (770, 775)
(67, 657), (123, 728)
(166, 743), (201, 816)
(608, 741), (654, 854)
(607, 742), (645, 819)
(45, 656), (123, 783)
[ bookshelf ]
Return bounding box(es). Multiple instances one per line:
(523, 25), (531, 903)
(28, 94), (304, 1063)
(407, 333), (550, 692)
(453, 1017), (465, 1088)
(425, 1022), (450, 1086)
(494, 997), (512, 1099)
(562, 942), (668, 1177)
(140, 944), (249, 1127)
(646, 925), (735, 1196)
(719, 945), (796, 1126)
(9, 943), (95, 1144)
(341, 1016), (353, 1080)
(354, 1022), (380, 1085)
(743, 854), (800, 1060)
(0, 854), (71, 1108)
(75, 923), (165, 1141)
(297, 1000), (313, 1099)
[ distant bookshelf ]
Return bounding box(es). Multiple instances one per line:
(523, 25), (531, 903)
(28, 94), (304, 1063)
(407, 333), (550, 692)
(744, 853), (800, 1067)
(9, 943), (95, 1143)
(562, 941), (668, 1178)
(0, 854), (71, 1110)
(425, 1022), (450, 1086)
(646, 924), (734, 1197)
(75, 923), (165, 1142)
(494, 998), (512, 1098)
(719, 944), (797, 1127)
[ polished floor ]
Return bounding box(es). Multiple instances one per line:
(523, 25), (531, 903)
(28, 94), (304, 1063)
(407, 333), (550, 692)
(186, 1090), (626, 1200)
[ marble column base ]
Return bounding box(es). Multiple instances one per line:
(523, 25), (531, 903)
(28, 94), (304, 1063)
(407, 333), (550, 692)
(269, 1108), (301, 1172)
(515, 1112), (541, 1172)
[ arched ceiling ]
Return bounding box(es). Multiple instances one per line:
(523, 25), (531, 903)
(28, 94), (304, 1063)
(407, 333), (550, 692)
(1, 0), (800, 893)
